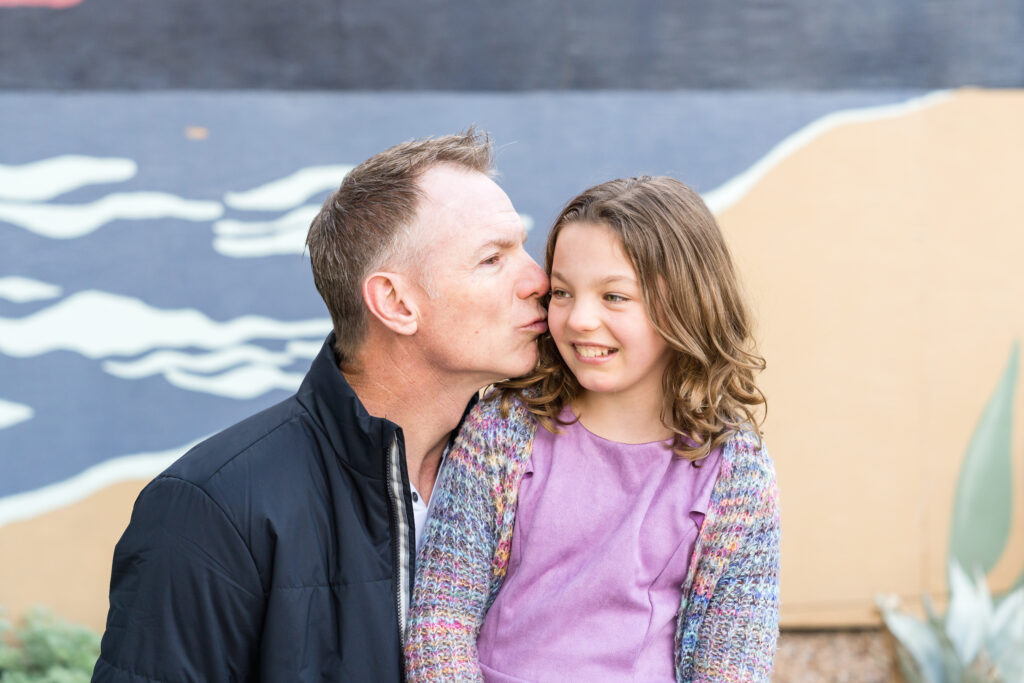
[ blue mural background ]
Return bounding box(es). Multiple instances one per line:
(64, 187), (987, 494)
(0, 91), (926, 503)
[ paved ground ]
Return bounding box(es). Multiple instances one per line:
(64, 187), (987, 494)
(775, 629), (897, 682)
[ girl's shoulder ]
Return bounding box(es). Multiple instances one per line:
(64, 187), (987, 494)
(458, 389), (540, 447)
(717, 428), (778, 496)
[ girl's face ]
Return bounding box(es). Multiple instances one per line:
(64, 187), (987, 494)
(547, 221), (672, 402)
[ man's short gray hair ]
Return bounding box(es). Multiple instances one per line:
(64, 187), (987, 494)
(306, 128), (493, 365)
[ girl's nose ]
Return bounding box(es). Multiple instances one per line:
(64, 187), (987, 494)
(566, 298), (600, 332)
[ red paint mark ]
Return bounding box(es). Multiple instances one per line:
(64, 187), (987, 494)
(0, 0), (83, 7)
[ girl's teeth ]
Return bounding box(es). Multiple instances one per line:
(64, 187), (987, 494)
(577, 345), (612, 358)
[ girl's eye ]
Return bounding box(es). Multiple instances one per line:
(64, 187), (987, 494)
(550, 288), (570, 299)
(604, 293), (628, 303)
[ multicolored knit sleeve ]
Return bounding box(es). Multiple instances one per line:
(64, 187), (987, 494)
(404, 395), (537, 682)
(676, 430), (781, 683)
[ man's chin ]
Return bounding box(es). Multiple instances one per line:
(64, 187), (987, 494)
(504, 351), (540, 379)
(470, 347), (539, 386)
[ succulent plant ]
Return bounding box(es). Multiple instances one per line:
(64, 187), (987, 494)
(878, 562), (1024, 683)
(879, 343), (1024, 682)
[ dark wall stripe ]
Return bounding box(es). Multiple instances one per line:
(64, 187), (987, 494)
(1, 0), (1022, 89)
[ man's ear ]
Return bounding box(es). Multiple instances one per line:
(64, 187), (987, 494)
(362, 272), (419, 336)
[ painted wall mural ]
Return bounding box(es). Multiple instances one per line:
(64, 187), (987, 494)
(1, 89), (1022, 629)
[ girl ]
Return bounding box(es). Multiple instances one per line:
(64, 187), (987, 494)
(405, 177), (780, 682)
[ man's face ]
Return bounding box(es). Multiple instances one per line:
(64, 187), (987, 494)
(407, 164), (548, 386)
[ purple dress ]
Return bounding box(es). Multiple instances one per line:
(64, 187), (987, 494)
(476, 409), (723, 682)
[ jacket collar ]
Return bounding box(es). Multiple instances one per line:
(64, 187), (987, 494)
(296, 333), (401, 481)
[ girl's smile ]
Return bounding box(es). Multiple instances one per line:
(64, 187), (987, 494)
(571, 343), (617, 361)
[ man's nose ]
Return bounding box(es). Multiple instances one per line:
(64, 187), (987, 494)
(516, 253), (549, 300)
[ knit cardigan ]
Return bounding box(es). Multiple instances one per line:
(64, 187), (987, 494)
(405, 395), (781, 683)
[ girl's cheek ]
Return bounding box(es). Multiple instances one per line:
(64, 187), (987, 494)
(547, 310), (567, 343)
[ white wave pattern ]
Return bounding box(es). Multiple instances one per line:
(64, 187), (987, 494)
(0, 438), (202, 528)
(213, 205), (533, 259)
(103, 343), (321, 399)
(0, 399), (33, 430)
(103, 345), (297, 378)
(0, 155), (137, 202)
(164, 365), (306, 400)
(0, 192), (224, 239)
(285, 339), (325, 358)
(0, 276), (62, 303)
(0, 290), (330, 359)
(224, 165), (353, 211)
(702, 90), (953, 214)
(213, 204), (319, 258)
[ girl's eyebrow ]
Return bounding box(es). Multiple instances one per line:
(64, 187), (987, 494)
(550, 271), (637, 285)
(598, 274), (637, 285)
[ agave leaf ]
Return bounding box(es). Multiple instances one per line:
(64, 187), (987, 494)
(995, 648), (1024, 682)
(990, 586), (1024, 635)
(971, 566), (994, 618)
(950, 344), (1018, 573)
(933, 617), (967, 682)
(945, 561), (989, 666)
(880, 606), (947, 683)
(988, 586), (1024, 663)
(923, 593), (943, 627)
(894, 645), (928, 683)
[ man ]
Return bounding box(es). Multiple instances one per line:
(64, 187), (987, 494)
(93, 130), (548, 682)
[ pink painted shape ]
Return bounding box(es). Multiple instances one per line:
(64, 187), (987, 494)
(0, 0), (83, 7)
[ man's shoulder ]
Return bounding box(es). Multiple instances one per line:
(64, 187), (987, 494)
(160, 394), (318, 494)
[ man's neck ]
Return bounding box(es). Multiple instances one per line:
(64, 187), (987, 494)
(343, 346), (476, 503)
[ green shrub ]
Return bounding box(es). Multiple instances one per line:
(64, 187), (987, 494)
(0, 608), (100, 683)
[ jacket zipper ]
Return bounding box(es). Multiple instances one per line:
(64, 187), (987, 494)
(384, 434), (413, 650)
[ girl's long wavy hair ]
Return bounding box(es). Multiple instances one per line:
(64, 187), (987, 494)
(498, 176), (766, 460)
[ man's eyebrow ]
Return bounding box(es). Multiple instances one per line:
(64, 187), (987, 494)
(474, 231), (527, 254)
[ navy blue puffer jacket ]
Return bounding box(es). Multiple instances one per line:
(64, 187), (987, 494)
(93, 335), (417, 682)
